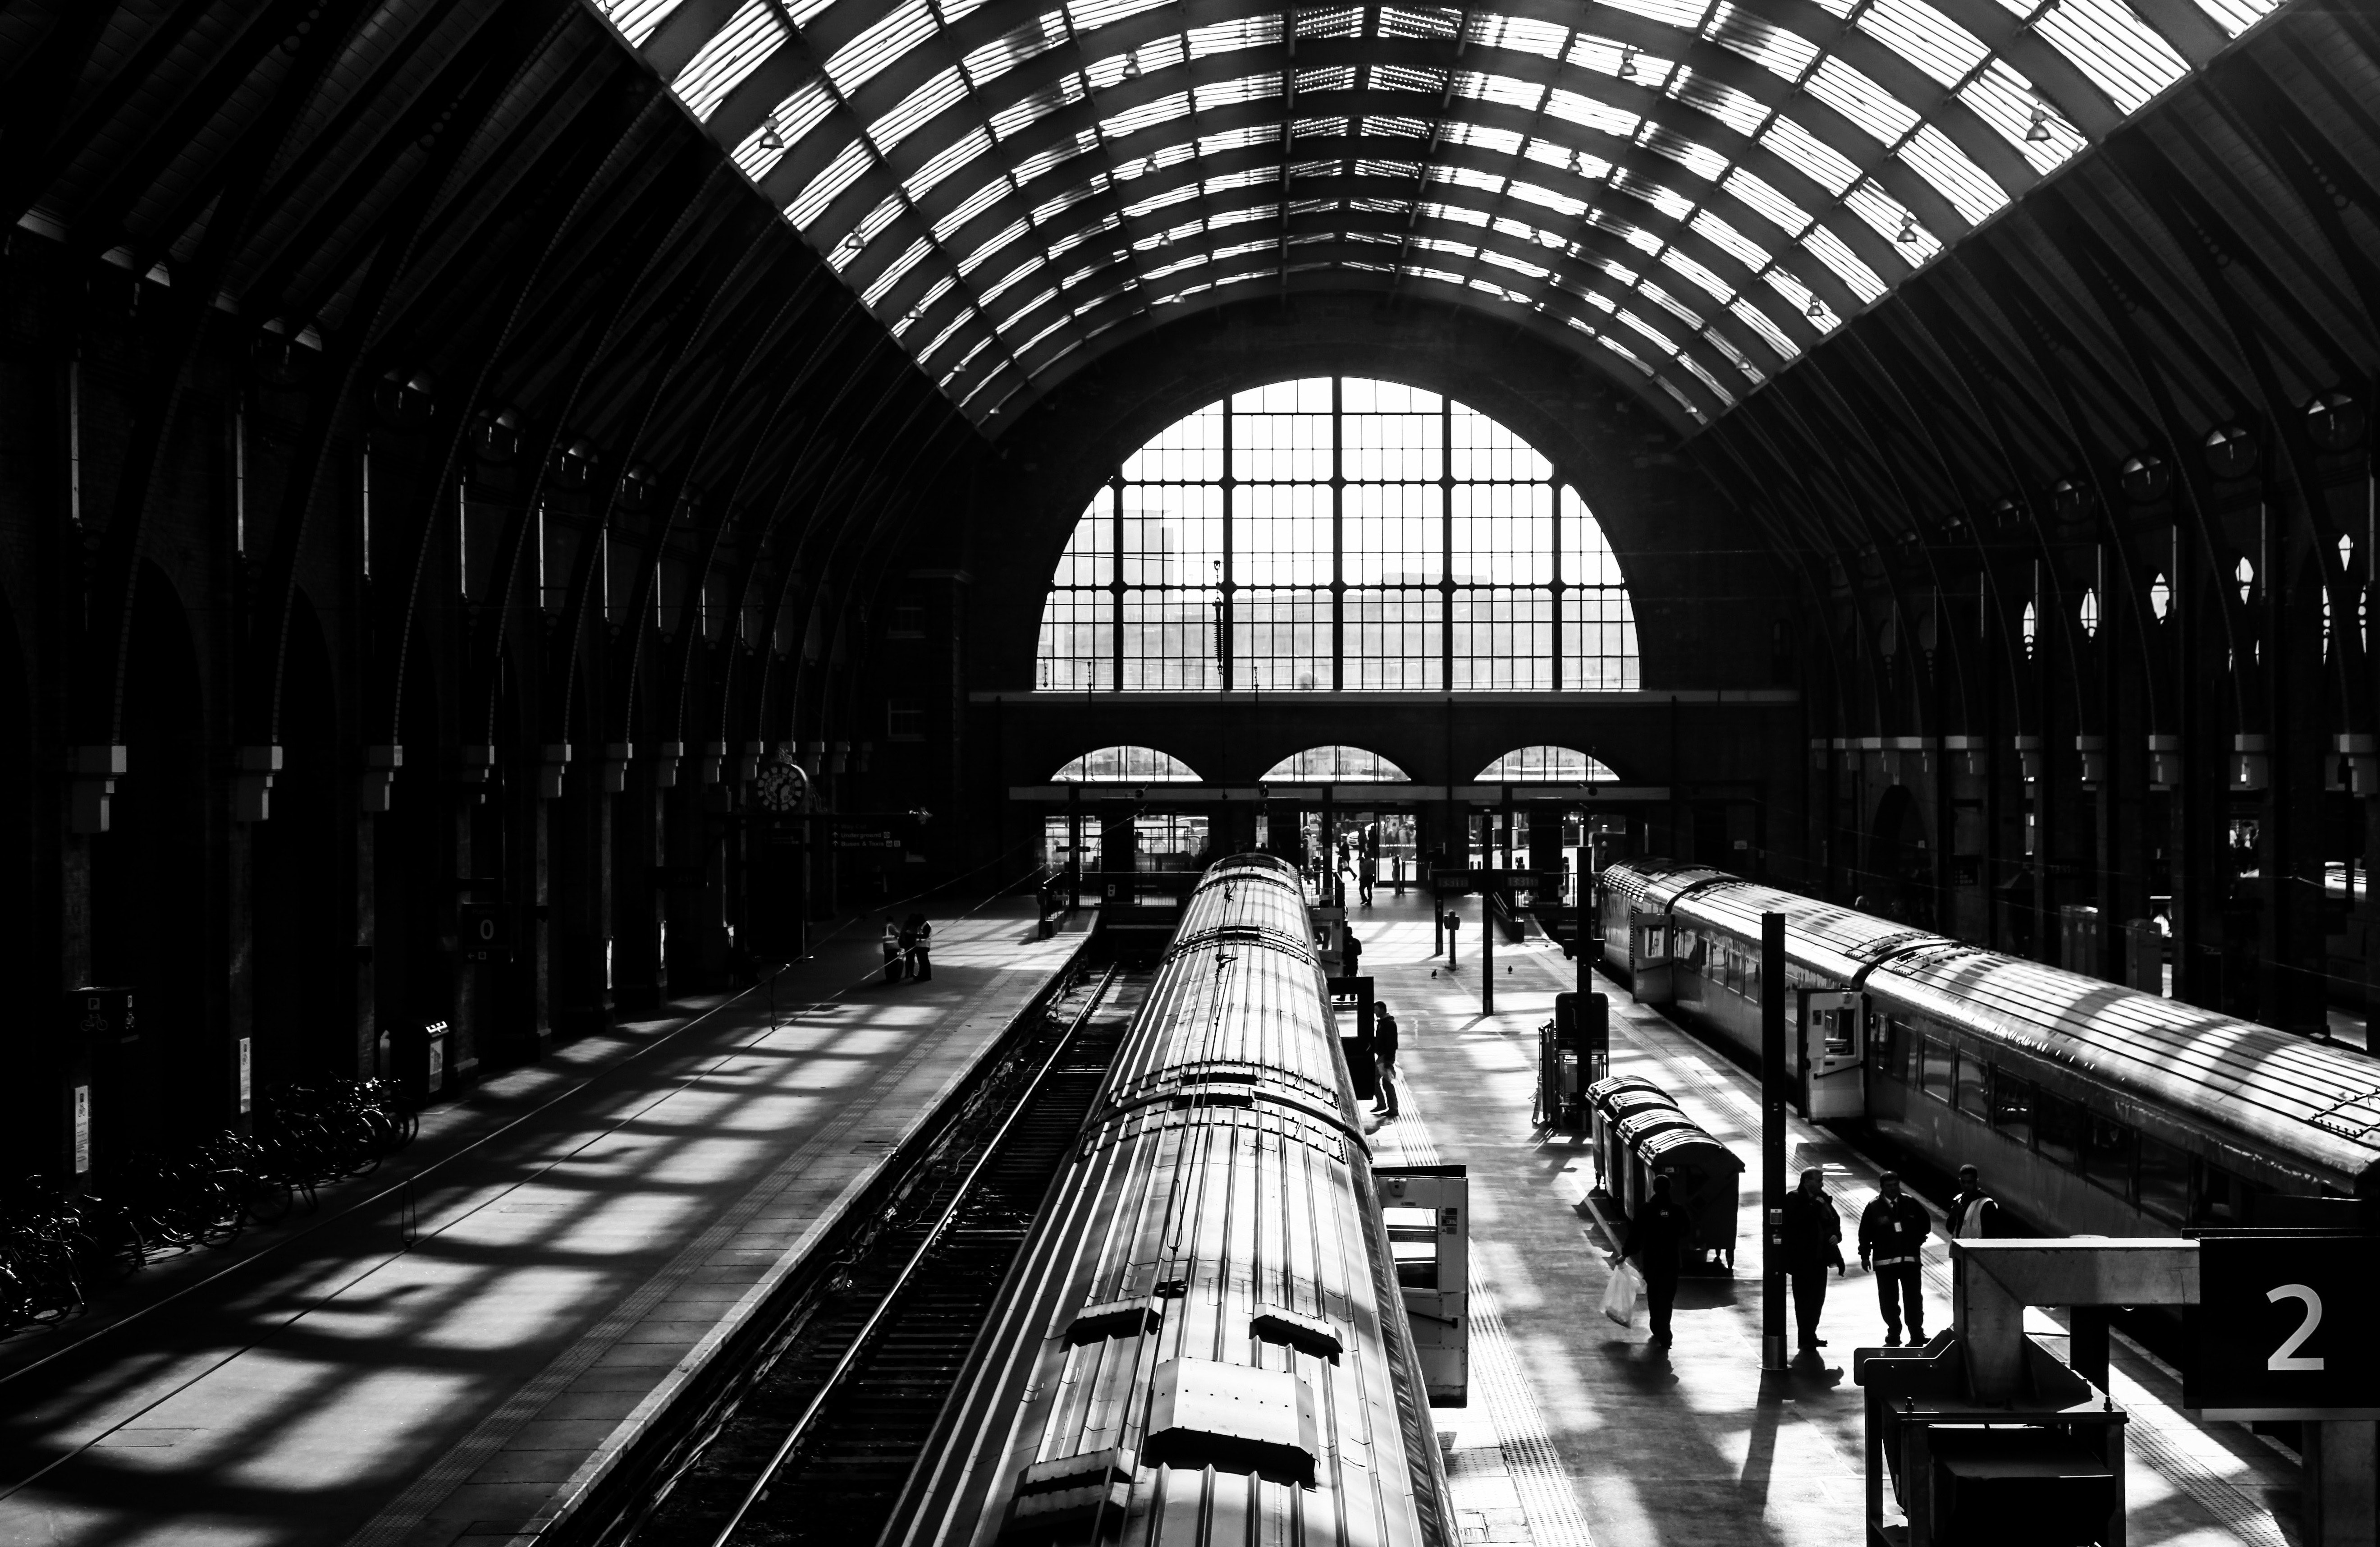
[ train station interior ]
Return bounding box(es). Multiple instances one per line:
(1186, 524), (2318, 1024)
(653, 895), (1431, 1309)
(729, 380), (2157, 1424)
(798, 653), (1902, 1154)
(3, 0), (2377, 1543)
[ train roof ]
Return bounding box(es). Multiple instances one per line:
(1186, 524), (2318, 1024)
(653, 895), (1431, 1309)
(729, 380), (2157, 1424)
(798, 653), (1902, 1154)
(1602, 859), (2380, 1198)
(1871, 943), (2380, 1197)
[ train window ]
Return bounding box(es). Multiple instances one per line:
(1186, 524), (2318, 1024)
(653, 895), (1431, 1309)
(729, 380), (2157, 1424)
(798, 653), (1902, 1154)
(2035, 1093), (2083, 1170)
(1744, 950), (1761, 1001)
(1954, 1048), (1990, 1121)
(2196, 1163), (2265, 1226)
(1989, 1074), (2033, 1147)
(1869, 1013), (1897, 1073)
(2136, 1135), (2190, 1224)
(2084, 1117), (2136, 1203)
(1723, 941), (1744, 995)
(1920, 1038), (1954, 1104)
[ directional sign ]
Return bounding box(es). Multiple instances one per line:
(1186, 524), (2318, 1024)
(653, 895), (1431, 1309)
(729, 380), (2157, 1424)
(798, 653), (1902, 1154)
(2187, 1232), (2380, 1420)
(459, 902), (513, 963)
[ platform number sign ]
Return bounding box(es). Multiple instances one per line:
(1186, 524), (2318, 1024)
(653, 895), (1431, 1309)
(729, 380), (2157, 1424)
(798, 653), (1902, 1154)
(2187, 1233), (2380, 1420)
(459, 903), (512, 963)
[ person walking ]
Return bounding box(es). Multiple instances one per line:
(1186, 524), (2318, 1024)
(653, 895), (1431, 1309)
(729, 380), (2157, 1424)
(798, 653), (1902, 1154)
(902, 912), (933, 981)
(1858, 1171), (1931, 1346)
(1371, 1001), (1401, 1120)
(1615, 1174), (1694, 1350)
(1780, 1168), (1844, 1354)
(1948, 1165), (1999, 1240)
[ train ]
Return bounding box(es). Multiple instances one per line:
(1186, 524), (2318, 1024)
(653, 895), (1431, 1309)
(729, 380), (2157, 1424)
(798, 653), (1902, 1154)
(1597, 859), (2380, 1238)
(884, 854), (1453, 1547)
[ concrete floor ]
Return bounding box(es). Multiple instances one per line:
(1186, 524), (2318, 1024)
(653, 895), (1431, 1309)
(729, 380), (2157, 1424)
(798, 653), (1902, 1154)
(1345, 886), (2303, 1547)
(0, 897), (1089, 1547)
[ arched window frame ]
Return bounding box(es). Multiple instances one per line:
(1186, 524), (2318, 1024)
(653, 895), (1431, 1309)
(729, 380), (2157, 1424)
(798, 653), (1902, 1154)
(1035, 378), (1639, 693)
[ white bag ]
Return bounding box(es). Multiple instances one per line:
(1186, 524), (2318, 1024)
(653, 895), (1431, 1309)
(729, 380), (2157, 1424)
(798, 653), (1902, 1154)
(1602, 1262), (1642, 1326)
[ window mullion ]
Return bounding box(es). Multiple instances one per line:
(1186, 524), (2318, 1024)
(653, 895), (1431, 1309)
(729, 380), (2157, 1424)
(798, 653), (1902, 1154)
(1331, 375), (1344, 693)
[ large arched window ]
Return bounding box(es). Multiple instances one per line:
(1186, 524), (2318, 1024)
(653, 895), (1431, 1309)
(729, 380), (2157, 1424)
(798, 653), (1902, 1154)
(1036, 378), (1639, 692)
(1476, 746), (1621, 782)
(1051, 745), (1201, 782)
(1260, 746), (1410, 783)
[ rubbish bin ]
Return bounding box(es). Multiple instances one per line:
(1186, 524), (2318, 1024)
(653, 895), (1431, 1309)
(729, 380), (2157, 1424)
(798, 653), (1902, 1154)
(385, 1020), (453, 1106)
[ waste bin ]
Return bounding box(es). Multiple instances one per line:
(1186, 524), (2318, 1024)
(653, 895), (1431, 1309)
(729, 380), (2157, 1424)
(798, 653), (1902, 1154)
(384, 1020), (453, 1106)
(1586, 1072), (1743, 1272)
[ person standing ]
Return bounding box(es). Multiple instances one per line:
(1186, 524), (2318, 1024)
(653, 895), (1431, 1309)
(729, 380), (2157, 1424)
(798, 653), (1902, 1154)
(1780, 1168), (1844, 1354)
(1948, 1165), (1999, 1240)
(1858, 1171), (1931, 1346)
(1615, 1174), (1694, 1350)
(903, 913), (933, 981)
(881, 917), (906, 984)
(1371, 1001), (1401, 1119)
(1341, 928), (1363, 983)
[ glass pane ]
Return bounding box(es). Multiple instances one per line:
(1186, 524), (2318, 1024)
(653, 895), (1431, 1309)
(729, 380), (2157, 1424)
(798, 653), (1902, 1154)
(1452, 589), (1551, 689)
(1235, 484), (1331, 586)
(1343, 590), (1442, 690)
(2036, 1093), (2082, 1170)
(1989, 1073), (2032, 1148)
(1954, 1047), (1989, 1120)
(1119, 485), (1221, 585)
(1235, 588), (1330, 689)
(1120, 590), (1217, 689)
(1036, 591), (1112, 690)
(2136, 1135), (2189, 1223)
(1920, 1037), (1953, 1103)
(2084, 1116), (2135, 1202)
(1344, 485), (1442, 584)
(1451, 483), (1554, 585)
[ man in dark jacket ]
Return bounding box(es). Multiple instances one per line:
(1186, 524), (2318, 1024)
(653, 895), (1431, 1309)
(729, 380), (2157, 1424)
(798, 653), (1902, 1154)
(1371, 1002), (1400, 1119)
(1780, 1168), (1844, 1354)
(1858, 1171), (1931, 1345)
(1618, 1174), (1694, 1349)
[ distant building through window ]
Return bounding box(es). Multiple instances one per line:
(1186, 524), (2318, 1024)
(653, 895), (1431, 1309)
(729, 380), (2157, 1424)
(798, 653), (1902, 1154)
(1050, 745), (1201, 782)
(1474, 746), (1620, 782)
(1260, 746), (1410, 782)
(1036, 377), (1639, 692)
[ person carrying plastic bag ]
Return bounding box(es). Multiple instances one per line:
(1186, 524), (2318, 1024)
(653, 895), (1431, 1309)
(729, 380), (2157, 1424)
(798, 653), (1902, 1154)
(1601, 1257), (1642, 1326)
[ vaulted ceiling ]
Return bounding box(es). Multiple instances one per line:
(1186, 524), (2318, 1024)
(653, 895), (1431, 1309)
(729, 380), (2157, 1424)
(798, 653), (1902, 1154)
(606, 0), (2284, 429)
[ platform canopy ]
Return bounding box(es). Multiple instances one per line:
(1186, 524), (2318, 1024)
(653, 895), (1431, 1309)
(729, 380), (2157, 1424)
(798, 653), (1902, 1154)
(596, 0), (2275, 429)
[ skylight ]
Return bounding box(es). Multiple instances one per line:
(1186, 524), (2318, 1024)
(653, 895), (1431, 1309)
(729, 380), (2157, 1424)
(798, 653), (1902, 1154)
(590, 0), (2287, 428)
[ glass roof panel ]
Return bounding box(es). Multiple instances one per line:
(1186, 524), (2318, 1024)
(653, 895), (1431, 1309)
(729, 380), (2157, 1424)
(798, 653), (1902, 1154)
(1858, 0), (1988, 89)
(2192, 0), (2279, 36)
(2006, 0), (2189, 113)
(671, 0), (789, 122)
(625, 0), (2268, 425)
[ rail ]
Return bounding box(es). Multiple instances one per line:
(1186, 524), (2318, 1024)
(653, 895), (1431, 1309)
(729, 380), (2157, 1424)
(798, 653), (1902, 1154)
(697, 962), (1125, 1547)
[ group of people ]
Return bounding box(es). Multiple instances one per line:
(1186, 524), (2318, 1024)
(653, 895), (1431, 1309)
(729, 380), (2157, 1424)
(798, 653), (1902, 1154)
(879, 913), (934, 982)
(1615, 1161), (1998, 1354)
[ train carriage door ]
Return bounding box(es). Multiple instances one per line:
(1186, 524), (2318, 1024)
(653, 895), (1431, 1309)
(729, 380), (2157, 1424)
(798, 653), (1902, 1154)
(1629, 911), (1673, 1004)
(1796, 988), (1866, 1120)
(1374, 1165), (1468, 1406)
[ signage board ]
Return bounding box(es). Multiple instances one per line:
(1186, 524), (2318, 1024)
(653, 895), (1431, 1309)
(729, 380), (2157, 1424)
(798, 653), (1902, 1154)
(459, 902), (512, 962)
(72, 1084), (90, 1175)
(238, 1036), (252, 1115)
(2187, 1231), (2380, 1420)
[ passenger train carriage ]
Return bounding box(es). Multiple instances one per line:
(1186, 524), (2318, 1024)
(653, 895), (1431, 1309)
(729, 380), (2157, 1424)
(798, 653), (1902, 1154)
(886, 854), (1453, 1547)
(1600, 860), (2380, 1238)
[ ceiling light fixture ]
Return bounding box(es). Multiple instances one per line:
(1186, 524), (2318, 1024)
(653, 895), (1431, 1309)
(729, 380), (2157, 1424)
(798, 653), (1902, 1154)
(1896, 211), (1919, 243)
(758, 122), (784, 151)
(1806, 294), (1825, 320)
(2025, 102), (2052, 143)
(1618, 45), (1638, 80)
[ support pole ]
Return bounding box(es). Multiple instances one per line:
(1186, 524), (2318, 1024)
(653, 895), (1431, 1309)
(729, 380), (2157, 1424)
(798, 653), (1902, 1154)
(1762, 910), (1787, 1371)
(1482, 891), (1496, 1015)
(1068, 783), (1082, 912)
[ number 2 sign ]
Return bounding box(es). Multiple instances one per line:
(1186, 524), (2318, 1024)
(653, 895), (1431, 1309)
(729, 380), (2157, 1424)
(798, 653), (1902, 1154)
(2187, 1233), (2380, 1420)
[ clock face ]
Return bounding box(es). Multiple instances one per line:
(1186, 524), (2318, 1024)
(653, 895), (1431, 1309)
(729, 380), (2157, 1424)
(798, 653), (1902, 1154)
(754, 758), (808, 813)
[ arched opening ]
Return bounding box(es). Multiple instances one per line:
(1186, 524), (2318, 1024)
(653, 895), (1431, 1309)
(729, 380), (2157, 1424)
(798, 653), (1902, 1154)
(92, 565), (209, 1155)
(1036, 377), (1638, 692)
(1260, 746), (1410, 782)
(254, 595), (348, 1085)
(1474, 745), (1620, 782)
(1051, 745), (1201, 782)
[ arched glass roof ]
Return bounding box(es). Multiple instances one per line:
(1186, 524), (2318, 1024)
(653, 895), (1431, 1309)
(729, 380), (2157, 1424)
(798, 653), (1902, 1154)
(1262, 745), (1411, 781)
(1052, 744), (1204, 780)
(1477, 745), (1620, 780)
(595, 0), (2274, 431)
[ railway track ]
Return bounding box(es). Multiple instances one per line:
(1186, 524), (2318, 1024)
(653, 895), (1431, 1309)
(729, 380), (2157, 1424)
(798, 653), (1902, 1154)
(577, 963), (1145, 1547)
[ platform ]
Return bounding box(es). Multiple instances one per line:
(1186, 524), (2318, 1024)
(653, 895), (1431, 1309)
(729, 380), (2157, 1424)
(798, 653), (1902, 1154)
(1340, 888), (2302, 1547)
(0, 896), (1091, 1547)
